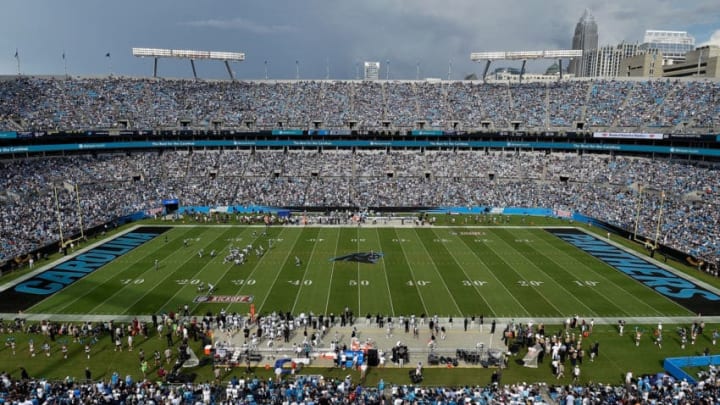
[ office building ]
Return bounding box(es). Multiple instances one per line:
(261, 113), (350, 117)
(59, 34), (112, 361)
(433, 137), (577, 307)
(583, 42), (639, 77)
(619, 52), (664, 78)
(568, 10), (599, 76)
(639, 30), (695, 65)
(662, 45), (720, 78)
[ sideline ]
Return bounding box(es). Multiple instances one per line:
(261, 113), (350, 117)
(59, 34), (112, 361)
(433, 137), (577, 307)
(1, 313), (718, 325)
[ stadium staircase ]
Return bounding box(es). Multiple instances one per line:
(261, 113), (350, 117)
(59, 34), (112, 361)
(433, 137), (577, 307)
(543, 83), (551, 129)
(381, 82), (388, 124)
(666, 82), (718, 132)
(441, 82), (450, 127)
(349, 155), (357, 206)
(319, 81), (328, 125)
(539, 386), (557, 405)
(412, 82), (421, 124)
(2, 118), (24, 131)
(231, 151), (249, 201)
(579, 82), (594, 124)
(505, 84), (514, 129)
(640, 81), (678, 132)
(610, 82), (636, 129)
(348, 82), (357, 122)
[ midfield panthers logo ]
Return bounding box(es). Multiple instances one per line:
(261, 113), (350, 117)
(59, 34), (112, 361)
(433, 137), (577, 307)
(330, 252), (384, 264)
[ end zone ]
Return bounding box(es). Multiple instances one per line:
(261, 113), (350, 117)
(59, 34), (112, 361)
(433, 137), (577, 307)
(547, 228), (720, 315)
(0, 226), (169, 312)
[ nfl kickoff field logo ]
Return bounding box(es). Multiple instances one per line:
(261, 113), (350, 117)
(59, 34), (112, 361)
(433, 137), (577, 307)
(330, 251), (384, 264)
(194, 295), (254, 303)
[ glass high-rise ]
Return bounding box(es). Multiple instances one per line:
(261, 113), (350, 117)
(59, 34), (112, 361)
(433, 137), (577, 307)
(639, 30), (695, 65)
(569, 9), (599, 76)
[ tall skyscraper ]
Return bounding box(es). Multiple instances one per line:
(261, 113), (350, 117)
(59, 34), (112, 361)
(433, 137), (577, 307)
(568, 9), (599, 77)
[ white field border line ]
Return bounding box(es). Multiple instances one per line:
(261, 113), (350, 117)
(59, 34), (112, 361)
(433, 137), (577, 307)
(356, 227), (361, 315)
(532, 230), (651, 317)
(159, 227), (247, 316)
(256, 229), (302, 313)
(394, 228), (430, 316)
(90, 228), (225, 315)
(411, 228), (463, 316)
(291, 228), (326, 314)
(4, 313), (719, 325)
(431, 228), (496, 316)
(375, 228), (396, 317)
(0, 224), (160, 292)
(493, 230), (599, 317)
(223, 228), (290, 313)
(32, 226), (186, 314)
(324, 227), (342, 315)
(479, 230), (565, 316)
(453, 233), (532, 317)
(165, 224), (574, 229)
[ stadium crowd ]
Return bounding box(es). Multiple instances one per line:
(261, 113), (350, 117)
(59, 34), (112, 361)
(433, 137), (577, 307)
(2, 76), (720, 403)
(4, 374), (720, 404)
(3, 312), (720, 404)
(1, 77), (719, 131)
(1, 150), (718, 270)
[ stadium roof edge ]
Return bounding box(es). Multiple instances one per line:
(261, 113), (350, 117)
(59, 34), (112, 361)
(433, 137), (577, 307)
(2, 75), (720, 84)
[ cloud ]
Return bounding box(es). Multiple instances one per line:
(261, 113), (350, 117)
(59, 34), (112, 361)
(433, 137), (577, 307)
(700, 30), (720, 47)
(3, 0), (719, 78)
(184, 17), (295, 35)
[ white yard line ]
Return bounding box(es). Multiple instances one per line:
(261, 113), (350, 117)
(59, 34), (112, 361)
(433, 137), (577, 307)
(430, 228), (496, 315)
(394, 229), (430, 316)
(530, 230), (649, 317)
(109, 229), (229, 315)
(223, 227), (294, 313)
(324, 229), (343, 315)
(454, 234), (534, 317)
(291, 229), (325, 314)
(491, 230), (599, 317)
(375, 228), (396, 316)
(255, 230), (301, 313)
(410, 228), (463, 316)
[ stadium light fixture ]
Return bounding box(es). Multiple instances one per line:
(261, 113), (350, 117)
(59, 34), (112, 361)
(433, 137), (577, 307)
(470, 50), (582, 61)
(132, 48), (245, 61)
(470, 49), (583, 83)
(132, 47), (245, 80)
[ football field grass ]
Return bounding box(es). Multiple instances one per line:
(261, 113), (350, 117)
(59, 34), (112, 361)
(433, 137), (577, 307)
(25, 225), (695, 319)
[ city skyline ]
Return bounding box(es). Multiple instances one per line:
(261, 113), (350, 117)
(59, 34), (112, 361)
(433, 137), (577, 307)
(1, 0), (718, 80)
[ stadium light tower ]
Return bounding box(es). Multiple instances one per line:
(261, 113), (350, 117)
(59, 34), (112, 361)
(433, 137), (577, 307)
(132, 48), (245, 80)
(470, 49), (582, 82)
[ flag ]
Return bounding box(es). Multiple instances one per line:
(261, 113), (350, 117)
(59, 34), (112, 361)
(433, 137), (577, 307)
(62, 51), (65, 60)
(105, 52), (111, 58)
(14, 49), (18, 59)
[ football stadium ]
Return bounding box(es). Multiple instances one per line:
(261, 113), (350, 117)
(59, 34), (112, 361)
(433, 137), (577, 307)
(0, 75), (719, 403)
(1, 31), (720, 405)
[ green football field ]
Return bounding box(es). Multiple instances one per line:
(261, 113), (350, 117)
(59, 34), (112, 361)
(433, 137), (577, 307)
(24, 225), (696, 319)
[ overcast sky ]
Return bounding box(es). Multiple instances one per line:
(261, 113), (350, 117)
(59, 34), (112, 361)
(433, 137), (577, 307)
(1, 0), (718, 80)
